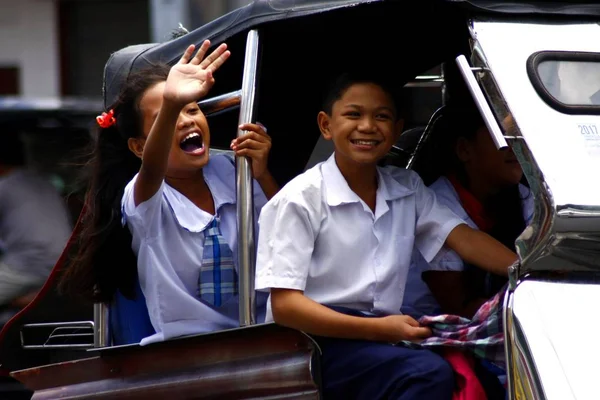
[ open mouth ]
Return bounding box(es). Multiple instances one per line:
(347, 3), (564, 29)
(180, 132), (205, 155)
(350, 139), (381, 147)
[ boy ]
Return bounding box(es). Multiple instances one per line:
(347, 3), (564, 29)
(255, 72), (517, 399)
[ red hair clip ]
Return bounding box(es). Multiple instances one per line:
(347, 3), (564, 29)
(96, 109), (116, 128)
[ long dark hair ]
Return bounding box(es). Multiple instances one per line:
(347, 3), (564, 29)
(59, 64), (171, 303)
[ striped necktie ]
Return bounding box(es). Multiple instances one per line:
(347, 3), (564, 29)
(198, 217), (238, 306)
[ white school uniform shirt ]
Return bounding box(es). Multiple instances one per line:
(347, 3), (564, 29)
(401, 176), (535, 318)
(122, 154), (269, 345)
(255, 155), (465, 321)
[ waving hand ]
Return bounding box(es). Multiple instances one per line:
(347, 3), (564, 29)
(163, 40), (231, 106)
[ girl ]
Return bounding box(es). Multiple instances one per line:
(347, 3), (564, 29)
(402, 105), (533, 320)
(61, 40), (278, 345)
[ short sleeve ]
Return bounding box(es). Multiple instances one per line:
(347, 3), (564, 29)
(121, 174), (165, 239)
(255, 189), (320, 292)
(520, 184), (535, 225)
(413, 176), (465, 263)
(427, 246), (465, 271)
(252, 179), (269, 214)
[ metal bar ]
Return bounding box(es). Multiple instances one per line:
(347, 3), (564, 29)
(93, 303), (110, 347)
(22, 321), (93, 328)
(48, 327), (93, 334)
(22, 344), (94, 350)
(47, 334), (94, 340)
(198, 89), (242, 116)
(403, 82), (443, 88)
(455, 55), (508, 149)
(236, 30), (260, 327)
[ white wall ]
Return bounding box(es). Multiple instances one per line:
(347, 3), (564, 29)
(0, 0), (59, 96)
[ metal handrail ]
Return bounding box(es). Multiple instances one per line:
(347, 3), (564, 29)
(455, 54), (508, 149)
(198, 89), (242, 116)
(236, 30), (260, 327)
(20, 320), (95, 349)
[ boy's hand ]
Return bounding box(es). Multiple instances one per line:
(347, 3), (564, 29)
(164, 40), (231, 107)
(232, 122), (272, 179)
(377, 315), (432, 343)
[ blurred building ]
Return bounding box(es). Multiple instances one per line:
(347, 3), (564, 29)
(0, 0), (252, 98)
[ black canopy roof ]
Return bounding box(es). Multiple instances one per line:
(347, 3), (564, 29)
(104, 0), (600, 107)
(102, 0), (597, 184)
(457, 0), (600, 16)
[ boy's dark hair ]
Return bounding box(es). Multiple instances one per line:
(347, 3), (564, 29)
(321, 71), (404, 120)
(59, 64), (171, 303)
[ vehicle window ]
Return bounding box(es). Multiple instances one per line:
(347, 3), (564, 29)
(527, 51), (600, 114)
(538, 60), (600, 105)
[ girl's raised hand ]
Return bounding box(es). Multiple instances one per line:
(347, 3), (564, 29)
(231, 123), (272, 180)
(164, 40), (230, 106)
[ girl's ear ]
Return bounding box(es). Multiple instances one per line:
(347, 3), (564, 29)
(127, 137), (146, 159)
(455, 137), (472, 163)
(318, 111), (332, 141)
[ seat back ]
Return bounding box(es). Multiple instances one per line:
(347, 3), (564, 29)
(110, 279), (155, 345)
(407, 105), (450, 185)
(381, 126), (426, 168)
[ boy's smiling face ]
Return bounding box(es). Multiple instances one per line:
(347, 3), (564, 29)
(318, 82), (403, 169)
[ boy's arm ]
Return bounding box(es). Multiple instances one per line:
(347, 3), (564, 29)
(444, 224), (517, 277)
(271, 288), (431, 343)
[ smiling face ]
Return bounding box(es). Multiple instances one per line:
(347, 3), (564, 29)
(138, 81), (211, 177)
(318, 82), (402, 171)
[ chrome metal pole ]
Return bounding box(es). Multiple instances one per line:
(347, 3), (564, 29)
(198, 89), (242, 116)
(455, 54), (508, 149)
(236, 30), (260, 326)
(93, 302), (110, 347)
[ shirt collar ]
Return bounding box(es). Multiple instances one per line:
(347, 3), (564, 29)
(321, 154), (414, 209)
(163, 155), (236, 232)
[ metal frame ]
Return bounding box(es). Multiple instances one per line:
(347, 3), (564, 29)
(236, 30), (261, 327)
(20, 321), (94, 350)
(455, 54), (508, 149)
(93, 302), (110, 347)
(198, 89), (241, 116)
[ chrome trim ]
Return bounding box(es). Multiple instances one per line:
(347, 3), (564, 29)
(93, 302), (110, 347)
(503, 283), (515, 399)
(236, 30), (260, 327)
(198, 89), (242, 116)
(20, 321), (95, 350)
(455, 54), (508, 149)
(505, 279), (600, 400)
(556, 205), (600, 218)
(471, 20), (600, 217)
(469, 35), (556, 279)
(404, 75), (444, 88)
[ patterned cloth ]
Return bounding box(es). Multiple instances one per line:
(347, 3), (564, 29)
(198, 217), (238, 306)
(402, 287), (506, 369)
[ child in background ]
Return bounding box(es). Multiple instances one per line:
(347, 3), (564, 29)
(402, 106), (533, 320)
